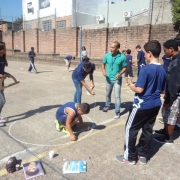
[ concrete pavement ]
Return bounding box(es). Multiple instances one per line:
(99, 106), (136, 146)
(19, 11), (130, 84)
(0, 60), (179, 180)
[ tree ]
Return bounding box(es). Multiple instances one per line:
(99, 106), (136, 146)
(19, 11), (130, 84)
(14, 15), (23, 24)
(172, 0), (180, 32)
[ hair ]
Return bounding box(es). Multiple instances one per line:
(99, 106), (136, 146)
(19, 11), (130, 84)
(122, 50), (126, 53)
(83, 61), (91, 69)
(26, 162), (39, 176)
(174, 36), (180, 47)
(83, 57), (90, 62)
(163, 39), (178, 51)
(82, 46), (86, 50)
(113, 41), (120, 48)
(79, 103), (90, 114)
(72, 57), (75, 60)
(126, 49), (131, 54)
(136, 45), (141, 49)
(144, 40), (161, 58)
(31, 47), (34, 50)
(0, 42), (8, 66)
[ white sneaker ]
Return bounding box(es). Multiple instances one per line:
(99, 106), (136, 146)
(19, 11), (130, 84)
(114, 113), (120, 119)
(0, 122), (5, 127)
(0, 117), (8, 123)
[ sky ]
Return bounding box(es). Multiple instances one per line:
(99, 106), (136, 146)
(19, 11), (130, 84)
(0, 0), (22, 21)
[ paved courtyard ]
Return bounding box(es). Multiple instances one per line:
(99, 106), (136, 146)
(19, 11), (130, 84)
(0, 60), (179, 180)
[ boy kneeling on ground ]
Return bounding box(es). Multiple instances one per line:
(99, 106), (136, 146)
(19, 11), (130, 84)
(55, 102), (90, 141)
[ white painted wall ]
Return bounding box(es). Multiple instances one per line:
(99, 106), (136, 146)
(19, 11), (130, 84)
(22, 0), (73, 21)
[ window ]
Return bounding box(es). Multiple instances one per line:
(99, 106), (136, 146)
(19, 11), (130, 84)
(42, 20), (52, 31)
(56, 20), (66, 28)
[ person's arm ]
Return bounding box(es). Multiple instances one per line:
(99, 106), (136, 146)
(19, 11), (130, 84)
(81, 80), (95, 95)
(89, 73), (95, 88)
(65, 109), (76, 141)
(77, 115), (90, 130)
(129, 82), (144, 93)
(115, 67), (127, 79)
(101, 63), (106, 76)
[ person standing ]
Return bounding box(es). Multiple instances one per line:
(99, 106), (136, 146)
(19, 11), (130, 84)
(116, 40), (166, 165)
(64, 55), (75, 72)
(72, 61), (95, 104)
(0, 42), (16, 126)
(101, 41), (127, 119)
(28, 47), (38, 73)
(125, 49), (133, 86)
(81, 46), (88, 62)
(135, 45), (146, 77)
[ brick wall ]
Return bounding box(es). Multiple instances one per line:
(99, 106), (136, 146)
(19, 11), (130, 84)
(2, 23), (179, 60)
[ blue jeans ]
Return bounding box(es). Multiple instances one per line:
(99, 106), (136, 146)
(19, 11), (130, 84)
(28, 59), (37, 72)
(105, 78), (122, 113)
(72, 78), (82, 104)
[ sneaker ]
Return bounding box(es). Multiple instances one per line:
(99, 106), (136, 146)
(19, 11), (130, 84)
(158, 118), (164, 124)
(154, 136), (174, 144)
(62, 127), (75, 135)
(154, 128), (166, 136)
(138, 156), (147, 165)
(54, 120), (61, 131)
(0, 117), (8, 123)
(0, 122), (5, 127)
(114, 112), (120, 119)
(174, 125), (180, 132)
(126, 83), (129, 86)
(102, 106), (110, 112)
(116, 155), (136, 165)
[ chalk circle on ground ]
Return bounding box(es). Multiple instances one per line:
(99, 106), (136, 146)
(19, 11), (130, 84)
(8, 115), (95, 147)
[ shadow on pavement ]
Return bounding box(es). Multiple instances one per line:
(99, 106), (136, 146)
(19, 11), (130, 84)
(37, 71), (53, 73)
(7, 104), (61, 122)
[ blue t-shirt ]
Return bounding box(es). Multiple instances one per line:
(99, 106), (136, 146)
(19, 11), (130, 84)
(133, 63), (166, 110)
(0, 56), (5, 74)
(126, 54), (132, 67)
(56, 102), (78, 119)
(28, 51), (36, 61)
(137, 50), (146, 69)
(72, 62), (95, 81)
(65, 55), (72, 61)
(162, 55), (171, 72)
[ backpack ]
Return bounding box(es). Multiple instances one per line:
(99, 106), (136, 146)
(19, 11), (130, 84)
(5, 156), (18, 173)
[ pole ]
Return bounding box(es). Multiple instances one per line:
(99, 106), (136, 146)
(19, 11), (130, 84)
(107, 0), (109, 28)
(12, 16), (14, 31)
(79, 26), (82, 63)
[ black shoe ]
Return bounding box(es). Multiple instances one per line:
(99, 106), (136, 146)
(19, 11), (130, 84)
(102, 106), (110, 112)
(174, 125), (180, 132)
(154, 136), (174, 144)
(154, 128), (166, 136)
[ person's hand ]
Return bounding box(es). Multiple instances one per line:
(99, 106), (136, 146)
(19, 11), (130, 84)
(70, 134), (76, 141)
(163, 103), (169, 109)
(115, 74), (120, 79)
(90, 90), (95, 95)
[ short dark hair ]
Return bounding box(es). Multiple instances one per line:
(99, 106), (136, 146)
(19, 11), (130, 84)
(126, 49), (131, 54)
(72, 57), (75, 60)
(136, 45), (141, 49)
(79, 103), (90, 114)
(163, 39), (178, 51)
(113, 41), (120, 48)
(0, 42), (5, 51)
(31, 47), (34, 50)
(82, 46), (86, 50)
(83, 57), (90, 62)
(83, 61), (91, 69)
(144, 40), (161, 58)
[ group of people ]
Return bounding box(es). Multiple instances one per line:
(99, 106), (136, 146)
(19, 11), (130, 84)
(0, 37), (180, 165)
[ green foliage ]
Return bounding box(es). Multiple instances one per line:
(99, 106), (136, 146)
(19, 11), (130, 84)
(14, 15), (23, 24)
(172, 0), (180, 32)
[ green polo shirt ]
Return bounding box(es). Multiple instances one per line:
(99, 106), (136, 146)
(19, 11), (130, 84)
(102, 52), (127, 81)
